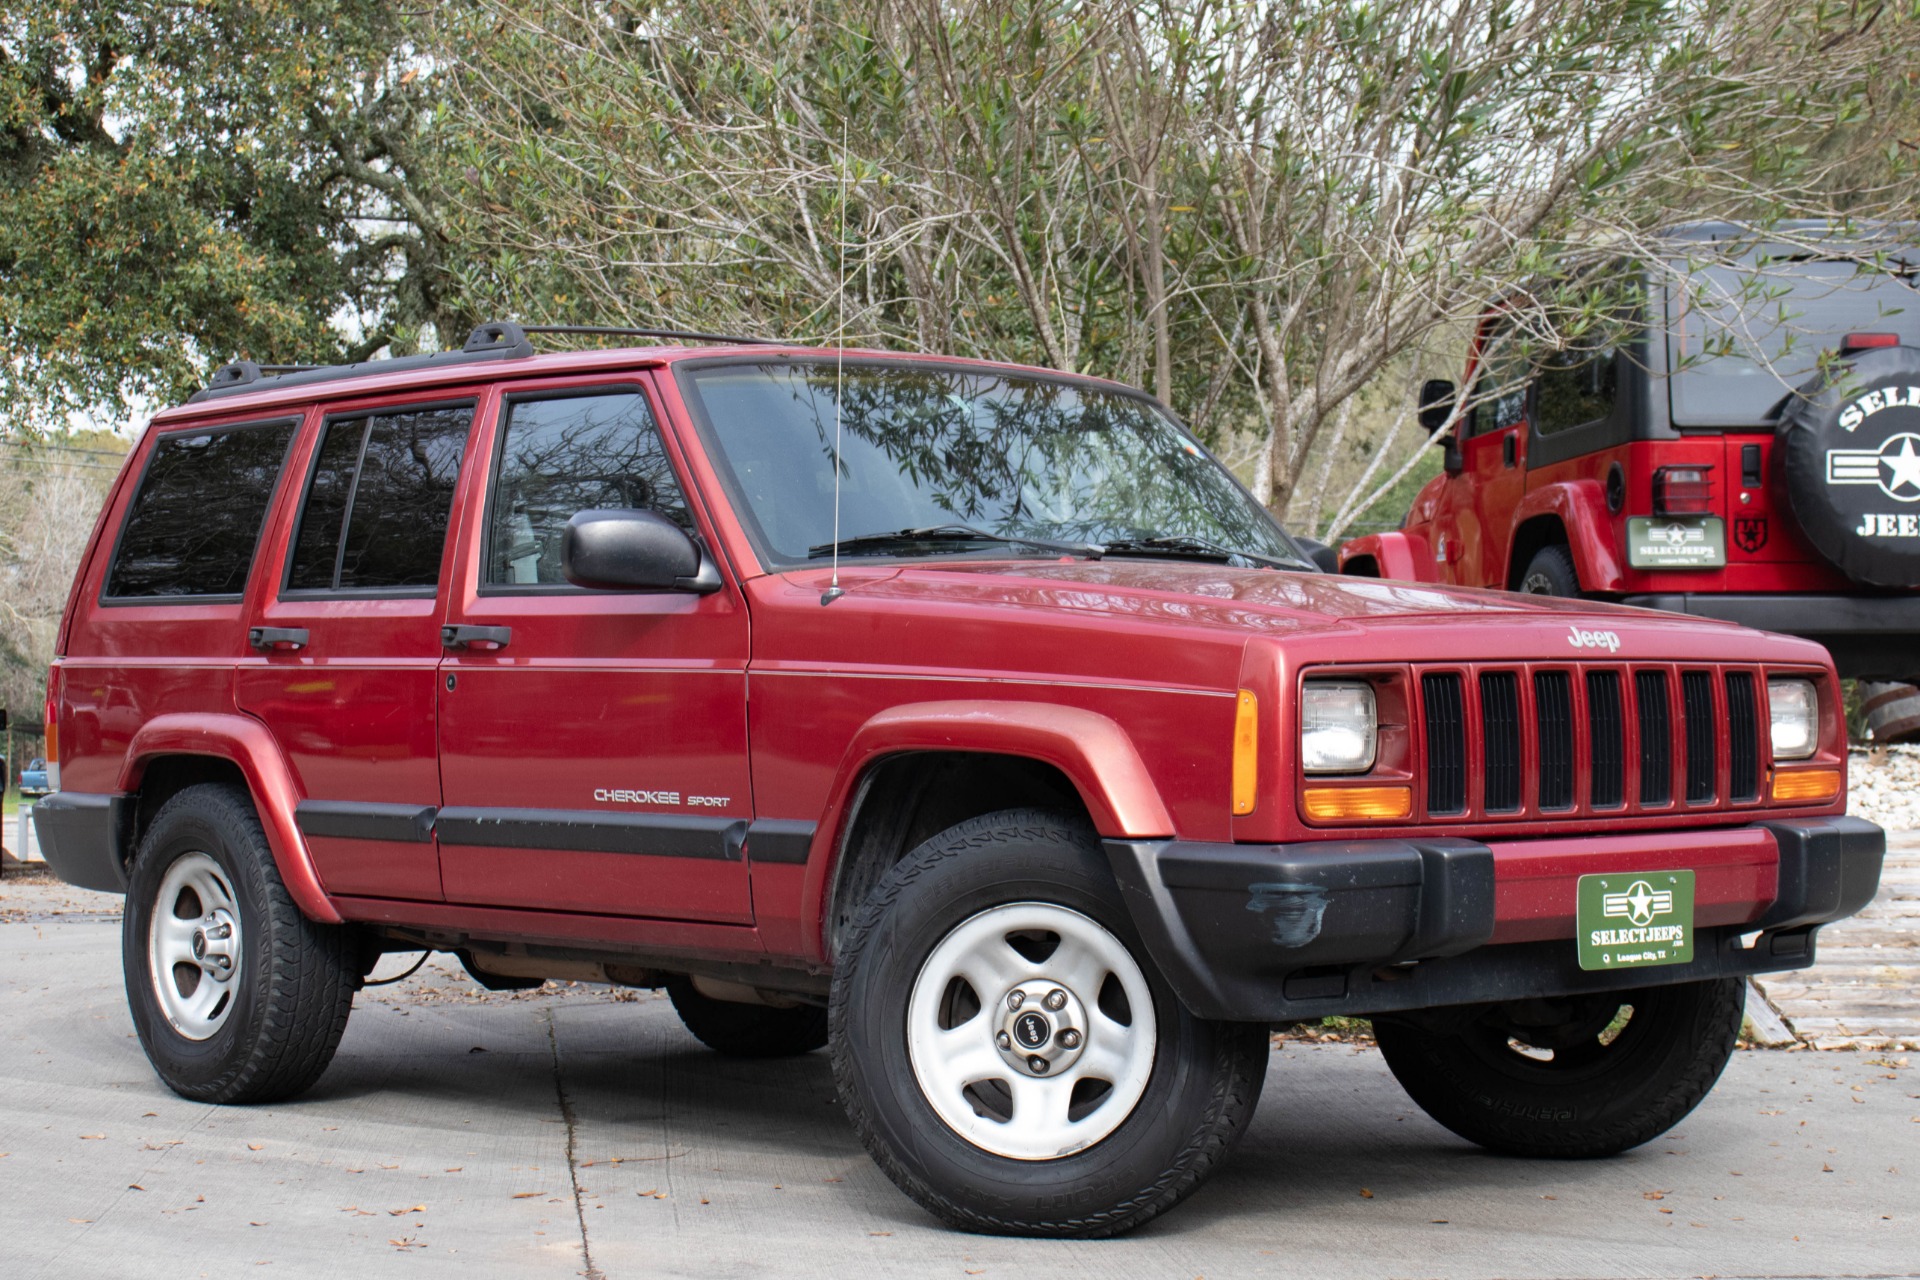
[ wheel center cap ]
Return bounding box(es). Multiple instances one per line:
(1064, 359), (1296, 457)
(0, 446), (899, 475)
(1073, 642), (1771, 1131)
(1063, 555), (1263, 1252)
(996, 980), (1089, 1077)
(191, 931), (207, 959)
(1013, 1010), (1051, 1049)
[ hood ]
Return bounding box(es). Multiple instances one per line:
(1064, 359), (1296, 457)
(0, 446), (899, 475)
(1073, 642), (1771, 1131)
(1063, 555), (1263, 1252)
(816, 558), (1735, 634)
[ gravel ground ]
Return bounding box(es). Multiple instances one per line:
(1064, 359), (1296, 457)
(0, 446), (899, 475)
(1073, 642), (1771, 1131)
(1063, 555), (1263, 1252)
(1848, 744), (1920, 831)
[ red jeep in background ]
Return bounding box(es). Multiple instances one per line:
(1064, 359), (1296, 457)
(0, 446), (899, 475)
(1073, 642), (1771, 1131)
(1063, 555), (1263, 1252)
(32, 321), (1883, 1237)
(1338, 221), (1920, 682)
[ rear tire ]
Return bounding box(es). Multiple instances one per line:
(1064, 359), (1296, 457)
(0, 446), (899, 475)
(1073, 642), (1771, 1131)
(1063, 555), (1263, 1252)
(1519, 544), (1580, 596)
(1375, 977), (1745, 1158)
(123, 783), (358, 1104)
(665, 975), (827, 1057)
(831, 808), (1268, 1237)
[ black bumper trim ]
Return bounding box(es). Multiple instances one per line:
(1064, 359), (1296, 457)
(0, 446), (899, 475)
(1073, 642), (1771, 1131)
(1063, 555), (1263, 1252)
(745, 819), (815, 865)
(29, 791), (134, 894)
(1105, 815), (1885, 1023)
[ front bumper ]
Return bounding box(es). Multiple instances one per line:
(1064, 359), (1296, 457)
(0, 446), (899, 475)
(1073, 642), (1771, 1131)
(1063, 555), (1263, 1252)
(1620, 592), (1920, 679)
(1105, 816), (1884, 1023)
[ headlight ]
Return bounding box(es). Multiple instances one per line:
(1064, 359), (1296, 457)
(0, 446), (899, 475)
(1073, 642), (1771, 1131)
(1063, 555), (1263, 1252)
(1301, 680), (1377, 774)
(1767, 678), (1818, 760)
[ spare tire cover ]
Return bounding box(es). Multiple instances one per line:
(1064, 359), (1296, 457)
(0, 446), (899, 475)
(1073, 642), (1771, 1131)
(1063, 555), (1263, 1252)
(1775, 344), (1920, 587)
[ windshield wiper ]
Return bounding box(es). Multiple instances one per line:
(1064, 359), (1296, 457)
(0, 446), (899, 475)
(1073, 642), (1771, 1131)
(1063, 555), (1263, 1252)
(1101, 535), (1299, 569)
(808, 524), (1105, 559)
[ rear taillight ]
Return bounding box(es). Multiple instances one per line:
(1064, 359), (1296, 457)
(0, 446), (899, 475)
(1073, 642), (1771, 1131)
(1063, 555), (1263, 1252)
(1653, 465), (1714, 516)
(43, 664), (60, 793)
(1841, 332), (1900, 352)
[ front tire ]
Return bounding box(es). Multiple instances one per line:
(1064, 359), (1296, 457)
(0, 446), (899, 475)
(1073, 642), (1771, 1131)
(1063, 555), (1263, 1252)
(123, 783), (359, 1104)
(1375, 977), (1746, 1158)
(831, 809), (1268, 1237)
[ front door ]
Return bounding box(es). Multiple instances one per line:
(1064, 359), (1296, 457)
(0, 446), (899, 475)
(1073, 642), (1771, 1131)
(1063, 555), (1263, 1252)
(435, 379), (753, 923)
(1433, 317), (1530, 586)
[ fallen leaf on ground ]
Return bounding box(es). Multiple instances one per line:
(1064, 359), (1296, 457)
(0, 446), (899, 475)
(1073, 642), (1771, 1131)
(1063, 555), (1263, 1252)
(247, 1144), (263, 1151)
(388, 1205), (426, 1216)
(511, 1192), (544, 1199)
(1359, 1188), (1374, 1199)
(79, 1134), (105, 1140)
(1644, 1192), (1666, 1200)
(128, 1184), (144, 1191)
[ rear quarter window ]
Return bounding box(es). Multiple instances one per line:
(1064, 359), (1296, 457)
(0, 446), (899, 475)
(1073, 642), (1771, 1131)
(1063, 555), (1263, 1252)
(104, 420), (298, 599)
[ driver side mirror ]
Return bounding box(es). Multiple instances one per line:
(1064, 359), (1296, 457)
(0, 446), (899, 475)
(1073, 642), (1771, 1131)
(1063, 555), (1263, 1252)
(562, 509), (721, 594)
(1418, 379), (1457, 434)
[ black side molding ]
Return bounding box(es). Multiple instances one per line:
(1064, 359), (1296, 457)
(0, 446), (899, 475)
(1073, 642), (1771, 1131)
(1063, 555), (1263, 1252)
(745, 819), (816, 865)
(436, 807), (748, 860)
(29, 792), (135, 894)
(295, 801), (437, 845)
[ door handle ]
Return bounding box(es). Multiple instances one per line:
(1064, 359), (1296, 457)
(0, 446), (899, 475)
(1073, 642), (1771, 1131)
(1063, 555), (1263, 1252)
(1502, 434), (1517, 468)
(442, 624), (512, 651)
(248, 626), (309, 652)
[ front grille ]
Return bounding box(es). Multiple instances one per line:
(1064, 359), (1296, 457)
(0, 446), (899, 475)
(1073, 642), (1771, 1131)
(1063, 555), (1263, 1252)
(1726, 672), (1760, 802)
(1587, 670), (1625, 808)
(1683, 670), (1716, 803)
(1535, 671), (1575, 810)
(1399, 660), (1770, 825)
(1422, 672), (1466, 816)
(1480, 672), (1521, 812)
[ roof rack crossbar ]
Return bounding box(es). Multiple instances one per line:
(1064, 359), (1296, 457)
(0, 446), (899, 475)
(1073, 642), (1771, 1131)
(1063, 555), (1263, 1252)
(516, 323), (785, 347)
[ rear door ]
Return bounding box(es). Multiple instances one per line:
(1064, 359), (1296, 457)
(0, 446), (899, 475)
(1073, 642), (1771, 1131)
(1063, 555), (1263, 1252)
(433, 375), (753, 923)
(237, 395), (482, 902)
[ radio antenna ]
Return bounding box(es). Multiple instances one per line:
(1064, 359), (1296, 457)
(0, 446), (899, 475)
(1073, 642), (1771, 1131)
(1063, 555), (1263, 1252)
(822, 117), (850, 606)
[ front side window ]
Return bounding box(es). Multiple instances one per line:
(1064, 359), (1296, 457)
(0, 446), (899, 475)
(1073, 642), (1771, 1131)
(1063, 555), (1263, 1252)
(105, 420), (296, 599)
(485, 391), (692, 587)
(1472, 322), (1531, 436)
(286, 404), (473, 592)
(677, 362), (1308, 569)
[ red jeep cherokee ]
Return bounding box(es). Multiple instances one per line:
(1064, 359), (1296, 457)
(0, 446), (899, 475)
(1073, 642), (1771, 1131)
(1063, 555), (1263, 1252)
(35, 322), (1884, 1237)
(1338, 222), (1920, 679)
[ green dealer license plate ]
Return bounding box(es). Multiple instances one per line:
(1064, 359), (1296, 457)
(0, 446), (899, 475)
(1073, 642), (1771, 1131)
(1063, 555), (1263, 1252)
(1576, 870), (1695, 971)
(1626, 516), (1725, 569)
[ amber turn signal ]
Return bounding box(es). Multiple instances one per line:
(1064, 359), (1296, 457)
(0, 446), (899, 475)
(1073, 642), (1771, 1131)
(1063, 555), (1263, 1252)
(1302, 784), (1412, 821)
(1771, 768), (1841, 803)
(1231, 690), (1259, 816)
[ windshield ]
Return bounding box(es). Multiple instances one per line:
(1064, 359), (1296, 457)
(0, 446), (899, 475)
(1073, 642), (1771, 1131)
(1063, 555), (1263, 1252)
(1668, 258), (1920, 425)
(677, 361), (1308, 569)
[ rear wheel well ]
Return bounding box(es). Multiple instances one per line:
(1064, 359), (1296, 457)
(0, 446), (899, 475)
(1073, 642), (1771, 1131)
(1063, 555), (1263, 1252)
(126, 755), (252, 866)
(825, 752), (1088, 960)
(1507, 516), (1571, 591)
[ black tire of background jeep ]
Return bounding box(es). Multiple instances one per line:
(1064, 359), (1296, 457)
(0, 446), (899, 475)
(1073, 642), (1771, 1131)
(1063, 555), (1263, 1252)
(123, 783), (359, 1104)
(665, 975), (828, 1057)
(830, 808), (1269, 1238)
(1374, 976), (1745, 1158)
(1519, 544), (1581, 596)
(1776, 343), (1920, 587)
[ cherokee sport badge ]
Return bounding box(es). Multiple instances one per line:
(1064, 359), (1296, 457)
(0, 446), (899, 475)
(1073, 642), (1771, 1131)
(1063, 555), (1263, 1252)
(1577, 870), (1695, 970)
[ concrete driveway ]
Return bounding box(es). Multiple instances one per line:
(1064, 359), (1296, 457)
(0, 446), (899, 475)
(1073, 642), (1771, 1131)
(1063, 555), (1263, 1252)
(2, 875), (1915, 1280)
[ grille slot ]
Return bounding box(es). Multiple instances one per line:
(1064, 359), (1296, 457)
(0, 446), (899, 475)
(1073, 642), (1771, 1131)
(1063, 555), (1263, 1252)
(1586, 670), (1625, 808)
(1422, 672), (1466, 816)
(1636, 671), (1673, 805)
(1683, 670), (1717, 803)
(1479, 672), (1522, 812)
(1726, 672), (1760, 802)
(1534, 671), (1575, 810)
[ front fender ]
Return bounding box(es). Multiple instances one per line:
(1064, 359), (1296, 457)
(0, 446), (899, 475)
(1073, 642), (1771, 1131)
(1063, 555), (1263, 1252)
(1338, 530), (1434, 582)
(119, 714), (340, 924)
(1511, 480), (1624, 592)
(799, 701), (1176, 961)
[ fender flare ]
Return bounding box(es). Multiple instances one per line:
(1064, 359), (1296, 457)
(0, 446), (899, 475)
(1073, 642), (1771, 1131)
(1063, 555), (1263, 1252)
(118, 714), (340, 924)
(799, 700), (1176, 961)
(1338, 530), (1433, 582)
(1509, 480), (1623, 592)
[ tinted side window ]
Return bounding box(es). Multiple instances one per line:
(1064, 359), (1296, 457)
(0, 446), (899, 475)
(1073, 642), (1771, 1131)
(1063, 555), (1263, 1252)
(1535, 349), (1616, 435)
(286, 405), (473, 592)
(486, 392), (692, 586)
(105, 421), (296, 599)
(1473, 324), (1530, 436)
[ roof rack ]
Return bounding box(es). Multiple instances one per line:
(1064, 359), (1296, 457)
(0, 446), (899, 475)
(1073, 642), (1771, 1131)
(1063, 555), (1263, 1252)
(188, 319), (785, 403)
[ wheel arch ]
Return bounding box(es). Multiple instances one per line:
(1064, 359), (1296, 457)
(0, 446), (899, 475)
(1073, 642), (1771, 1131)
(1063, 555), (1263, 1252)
(1507, 481), (1624, 593)
(1337, 530), (1432, 581)
(118, 714), (340, 924)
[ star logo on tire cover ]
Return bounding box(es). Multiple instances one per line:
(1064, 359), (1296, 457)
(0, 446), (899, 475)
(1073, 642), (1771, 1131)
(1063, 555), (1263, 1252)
(1827, 431), (1920, 502)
